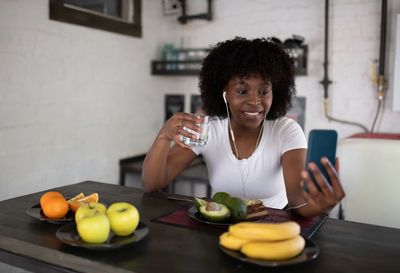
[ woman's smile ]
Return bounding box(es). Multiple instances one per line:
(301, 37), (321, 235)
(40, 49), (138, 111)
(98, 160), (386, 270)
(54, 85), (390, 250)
(242, 110), (264, 119)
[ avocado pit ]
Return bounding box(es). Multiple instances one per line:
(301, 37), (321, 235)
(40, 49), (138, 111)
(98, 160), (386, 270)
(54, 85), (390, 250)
(199, 202), (231, 222)
(205, 202), (221, 211)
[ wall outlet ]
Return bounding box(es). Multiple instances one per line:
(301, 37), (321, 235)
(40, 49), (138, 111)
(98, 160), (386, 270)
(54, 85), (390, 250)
(163, 0), (180, 15)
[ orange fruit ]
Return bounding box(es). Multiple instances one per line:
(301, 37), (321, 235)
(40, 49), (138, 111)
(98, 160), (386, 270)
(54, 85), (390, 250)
(68, 200), (85, 213)
(41, 196), (69, 219)
(68, 193), (99, 212)
(67, 192), (85, 203)
(40, 191), (63, 209)
(80, 193), (99, 203)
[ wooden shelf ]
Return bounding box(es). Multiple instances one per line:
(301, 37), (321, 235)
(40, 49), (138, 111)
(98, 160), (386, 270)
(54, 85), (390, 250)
(151, 48), (210, 76)
(151, 45), (308, 76)
(151, 60), (203, 75)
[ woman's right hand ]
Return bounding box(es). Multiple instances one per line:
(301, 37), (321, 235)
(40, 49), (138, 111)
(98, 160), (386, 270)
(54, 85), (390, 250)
(142, 112), (201, 192)
(158, 112), (203, 149)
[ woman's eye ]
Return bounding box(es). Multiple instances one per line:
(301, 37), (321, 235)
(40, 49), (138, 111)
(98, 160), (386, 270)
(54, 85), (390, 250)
(236, 89), (248, 95)
(258, 90), (271, 95)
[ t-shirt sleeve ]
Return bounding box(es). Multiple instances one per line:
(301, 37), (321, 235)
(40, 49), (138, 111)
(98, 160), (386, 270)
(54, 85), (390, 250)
(278, 118), (307, 154)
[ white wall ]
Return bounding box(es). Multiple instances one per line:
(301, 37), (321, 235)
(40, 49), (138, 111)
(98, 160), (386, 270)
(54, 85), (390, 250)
(1, 0), (400, 201)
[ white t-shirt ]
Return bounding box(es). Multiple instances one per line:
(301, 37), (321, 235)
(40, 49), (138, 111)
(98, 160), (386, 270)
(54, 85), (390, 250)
(192, 117), (307, 209)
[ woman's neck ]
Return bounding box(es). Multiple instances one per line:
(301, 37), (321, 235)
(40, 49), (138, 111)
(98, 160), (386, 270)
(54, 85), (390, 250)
(228, 119), (264, 159)
(231, 122), (262, 139)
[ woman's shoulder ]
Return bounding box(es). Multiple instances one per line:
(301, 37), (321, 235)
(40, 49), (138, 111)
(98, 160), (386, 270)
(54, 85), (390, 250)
(209, 116), (227, 130)
(265, 117), (306, 150)
(265, 117), (301, 132)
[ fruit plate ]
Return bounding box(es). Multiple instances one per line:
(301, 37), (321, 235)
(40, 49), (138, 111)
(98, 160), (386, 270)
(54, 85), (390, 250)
(56, 222), (149, 250)
(26, 204), (74, 224)
(187, 205), (232, 227)
(219, 239), (319, 267)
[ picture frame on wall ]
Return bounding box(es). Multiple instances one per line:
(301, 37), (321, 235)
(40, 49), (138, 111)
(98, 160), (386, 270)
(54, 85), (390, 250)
(165, 95), (184, 121)
(49, 0), (142, 37)
(190, 94), (203, 114)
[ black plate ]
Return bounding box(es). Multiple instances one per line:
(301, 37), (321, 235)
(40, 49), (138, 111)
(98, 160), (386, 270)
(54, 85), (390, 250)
(26, 204), (74, 224)
(187, 205), (232, 227)
(219, 239), (319, 267)
(56, 222), (149, 250)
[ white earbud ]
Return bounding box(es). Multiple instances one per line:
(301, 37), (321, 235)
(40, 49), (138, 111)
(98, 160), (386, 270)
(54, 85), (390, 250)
(223, 91), (227, 104)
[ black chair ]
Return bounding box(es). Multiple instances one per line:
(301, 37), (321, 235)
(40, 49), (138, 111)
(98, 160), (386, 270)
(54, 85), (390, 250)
(119, 154), (211, 197)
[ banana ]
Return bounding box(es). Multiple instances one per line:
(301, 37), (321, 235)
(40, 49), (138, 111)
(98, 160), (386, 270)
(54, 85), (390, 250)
(241, 235), (305, 260)
(219, 232), (253, 250)
(229, 221), (300, 241)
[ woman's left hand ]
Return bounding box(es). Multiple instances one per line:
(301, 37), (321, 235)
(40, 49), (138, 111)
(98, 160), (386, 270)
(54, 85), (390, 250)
(301, 157), (345, 215)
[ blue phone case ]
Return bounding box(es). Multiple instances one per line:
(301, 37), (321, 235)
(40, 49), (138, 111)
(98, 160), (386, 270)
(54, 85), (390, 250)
(303, 129), (338, 191)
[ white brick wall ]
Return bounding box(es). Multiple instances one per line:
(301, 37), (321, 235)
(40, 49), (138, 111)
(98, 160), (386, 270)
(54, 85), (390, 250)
(0, 0), (169, 200)
(0, 0), (400, 202)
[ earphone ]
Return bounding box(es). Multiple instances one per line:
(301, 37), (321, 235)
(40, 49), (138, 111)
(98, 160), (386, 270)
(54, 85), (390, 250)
(223, 91), (235, 142)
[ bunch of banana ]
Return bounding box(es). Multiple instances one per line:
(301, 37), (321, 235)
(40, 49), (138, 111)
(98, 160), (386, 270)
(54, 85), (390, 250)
(219, 221), (305, 260)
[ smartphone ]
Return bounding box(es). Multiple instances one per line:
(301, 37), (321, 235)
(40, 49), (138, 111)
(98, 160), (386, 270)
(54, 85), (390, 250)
(303, 129), (338, 191)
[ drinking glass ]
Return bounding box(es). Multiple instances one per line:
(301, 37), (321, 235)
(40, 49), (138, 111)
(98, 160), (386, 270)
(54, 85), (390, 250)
(180, 114), (210, 147)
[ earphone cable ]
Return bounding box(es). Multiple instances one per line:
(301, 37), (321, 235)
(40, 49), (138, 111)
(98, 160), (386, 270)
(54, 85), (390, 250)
(223, 92), (264, 200)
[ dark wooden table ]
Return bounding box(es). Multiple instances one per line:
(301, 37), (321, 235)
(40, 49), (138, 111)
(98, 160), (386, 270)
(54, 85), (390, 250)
(0, 181), (399, 273)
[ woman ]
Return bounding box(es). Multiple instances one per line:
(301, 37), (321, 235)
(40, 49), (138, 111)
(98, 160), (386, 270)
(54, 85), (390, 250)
(142, 37), (345, 217)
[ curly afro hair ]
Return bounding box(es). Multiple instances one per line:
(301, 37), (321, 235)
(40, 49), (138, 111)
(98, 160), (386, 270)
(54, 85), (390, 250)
(198, 37), (296, 120)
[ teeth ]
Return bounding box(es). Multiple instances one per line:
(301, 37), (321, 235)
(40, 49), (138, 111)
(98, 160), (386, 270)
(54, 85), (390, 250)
(244, 112), (259, 116)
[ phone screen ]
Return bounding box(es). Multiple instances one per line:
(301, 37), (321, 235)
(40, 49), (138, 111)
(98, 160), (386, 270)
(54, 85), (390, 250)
(303, 129), (338, 191)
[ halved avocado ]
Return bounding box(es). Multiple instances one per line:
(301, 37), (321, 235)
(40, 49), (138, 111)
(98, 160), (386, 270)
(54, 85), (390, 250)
(224, 197), (247, 222)
(194, 197), (208, 210)
(212, 192), (231, 204)
(199, 202), (231, 222)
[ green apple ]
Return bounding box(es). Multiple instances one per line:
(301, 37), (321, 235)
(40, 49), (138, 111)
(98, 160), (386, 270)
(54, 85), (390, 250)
(107, 202), (139, 236)
(76, 211), (110, 244)
(75, 202), (107, 223)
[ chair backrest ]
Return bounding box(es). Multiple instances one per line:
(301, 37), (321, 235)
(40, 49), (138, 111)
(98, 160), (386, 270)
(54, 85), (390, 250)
(337, 134), (400, 229)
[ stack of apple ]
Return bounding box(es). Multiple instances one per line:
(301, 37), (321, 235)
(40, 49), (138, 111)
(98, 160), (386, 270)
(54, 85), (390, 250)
(75, 202), (139, 244)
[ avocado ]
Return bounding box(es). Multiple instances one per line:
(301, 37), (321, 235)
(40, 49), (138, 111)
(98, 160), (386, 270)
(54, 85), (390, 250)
(224, 197), (247, 222)
(194, 197), (208, 210)
(199, 201), (231, 222)
(212, 192), (231, 204)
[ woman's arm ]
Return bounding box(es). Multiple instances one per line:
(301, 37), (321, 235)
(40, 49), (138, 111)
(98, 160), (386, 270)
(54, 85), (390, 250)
(282, 149), (345, 217)
(141, 113), (201, 192)
(281, 149), (308, 210)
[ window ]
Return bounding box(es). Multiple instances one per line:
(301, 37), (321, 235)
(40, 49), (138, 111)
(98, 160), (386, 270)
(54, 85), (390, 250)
(49, 0), (142, 38)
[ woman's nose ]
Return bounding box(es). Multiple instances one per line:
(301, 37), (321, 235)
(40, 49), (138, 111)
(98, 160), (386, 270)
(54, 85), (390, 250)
(246, 92), (261, 104)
